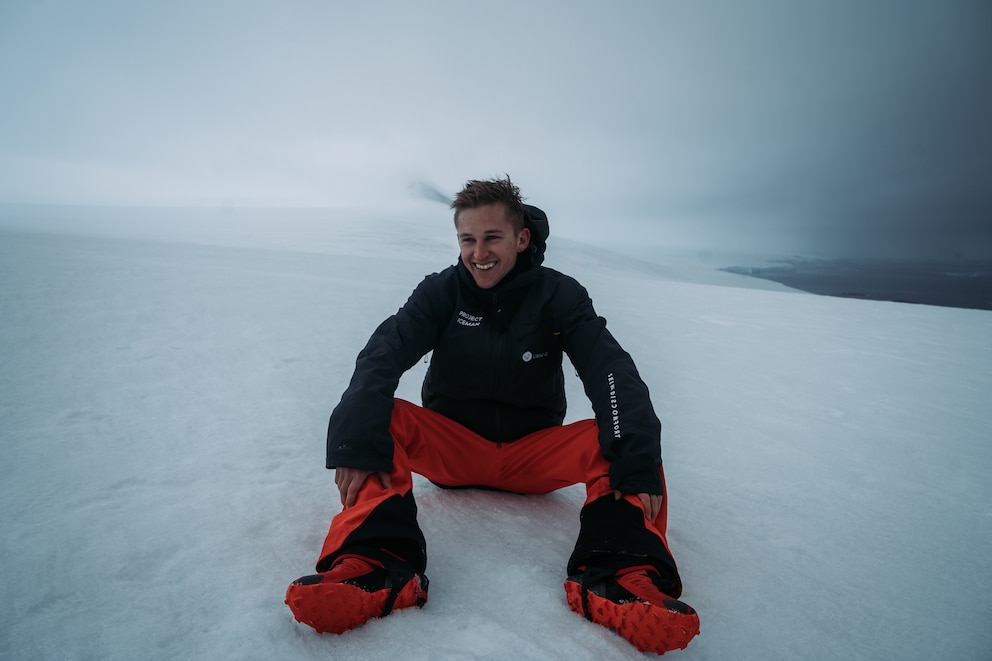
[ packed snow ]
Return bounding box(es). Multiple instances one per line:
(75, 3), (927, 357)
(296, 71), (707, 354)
(1, 205), (990, 660)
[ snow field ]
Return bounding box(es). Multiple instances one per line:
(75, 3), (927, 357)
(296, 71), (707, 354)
(1, 207), (990, 660)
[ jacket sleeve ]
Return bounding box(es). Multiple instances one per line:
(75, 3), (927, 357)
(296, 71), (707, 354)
(559, 278), (664, 495)
(326, 275), (442, 472)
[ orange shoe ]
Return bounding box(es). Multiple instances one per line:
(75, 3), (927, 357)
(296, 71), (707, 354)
(565, 564), (699, 655)
(285, 552), (428, 634)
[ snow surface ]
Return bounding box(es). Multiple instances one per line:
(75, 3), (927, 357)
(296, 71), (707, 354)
(2, 206), (990, 660)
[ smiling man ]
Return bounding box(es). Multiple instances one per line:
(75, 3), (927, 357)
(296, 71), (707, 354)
(285, 177), (699, 655)
(456, 199), (531, 289)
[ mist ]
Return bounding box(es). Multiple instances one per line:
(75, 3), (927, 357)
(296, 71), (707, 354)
(1, 0), (989, 260)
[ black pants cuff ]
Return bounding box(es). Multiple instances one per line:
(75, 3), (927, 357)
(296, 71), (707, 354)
(317, 491), (427, 574)
(567, 494), (682, 597)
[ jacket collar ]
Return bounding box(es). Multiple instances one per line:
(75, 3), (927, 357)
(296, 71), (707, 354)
(455, 256), (540, 299)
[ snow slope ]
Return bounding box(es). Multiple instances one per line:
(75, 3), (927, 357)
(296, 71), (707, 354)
(1, 207), (990, 660)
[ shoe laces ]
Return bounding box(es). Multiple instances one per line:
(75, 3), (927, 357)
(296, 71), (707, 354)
(324, 554), (380, 581)
(615, 565), (671, 602)
(616, 566), (696, 615)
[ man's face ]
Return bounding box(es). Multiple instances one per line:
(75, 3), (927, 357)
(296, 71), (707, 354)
(456, 204), (531, 289)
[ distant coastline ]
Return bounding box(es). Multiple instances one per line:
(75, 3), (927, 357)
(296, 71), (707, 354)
(720, 258), (992, 311)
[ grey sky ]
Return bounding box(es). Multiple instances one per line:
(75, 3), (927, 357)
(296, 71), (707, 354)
(1, 0), (989, 259)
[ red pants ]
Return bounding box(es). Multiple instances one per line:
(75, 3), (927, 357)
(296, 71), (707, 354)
(317, 399), (679, 590)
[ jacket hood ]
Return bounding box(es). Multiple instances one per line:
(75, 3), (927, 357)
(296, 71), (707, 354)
(523, 204), (549, 267)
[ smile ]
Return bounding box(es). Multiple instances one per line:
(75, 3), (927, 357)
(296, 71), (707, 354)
(474, 262), (496, 270)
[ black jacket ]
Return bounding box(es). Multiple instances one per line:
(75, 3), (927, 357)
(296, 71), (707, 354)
(327, 207), (664, 494)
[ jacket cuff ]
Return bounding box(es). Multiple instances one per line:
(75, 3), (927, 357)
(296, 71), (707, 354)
(608, 454), (664, 494)
(326, 436), (394, 472)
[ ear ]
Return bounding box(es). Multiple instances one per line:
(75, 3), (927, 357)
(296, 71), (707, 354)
(516, 227), (531, 253)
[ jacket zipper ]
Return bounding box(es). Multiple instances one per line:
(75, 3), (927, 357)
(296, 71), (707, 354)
(491, 291), (503, 444)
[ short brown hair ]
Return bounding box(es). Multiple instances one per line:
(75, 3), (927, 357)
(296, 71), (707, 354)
(451, 176), (526, 232)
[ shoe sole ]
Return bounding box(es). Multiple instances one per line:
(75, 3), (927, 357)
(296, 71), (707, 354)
(285, 576), (427, 634)
(564, 580), (699, 654)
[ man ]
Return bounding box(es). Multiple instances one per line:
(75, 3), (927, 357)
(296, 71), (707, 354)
(285, 177), (699, 655)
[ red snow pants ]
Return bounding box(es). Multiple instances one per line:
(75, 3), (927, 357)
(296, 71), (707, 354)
(316, 399), (680, 591)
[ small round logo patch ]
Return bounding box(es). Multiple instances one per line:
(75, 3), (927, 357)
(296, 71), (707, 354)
(522, 351), (533, 362)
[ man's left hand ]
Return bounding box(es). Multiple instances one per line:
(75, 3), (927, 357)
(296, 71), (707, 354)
(614, 490), (663, 522)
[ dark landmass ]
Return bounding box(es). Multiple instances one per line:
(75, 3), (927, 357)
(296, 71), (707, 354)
(721, 258), (992, 311)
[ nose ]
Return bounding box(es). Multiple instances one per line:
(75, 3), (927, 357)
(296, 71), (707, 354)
(473, 243), (490, 260)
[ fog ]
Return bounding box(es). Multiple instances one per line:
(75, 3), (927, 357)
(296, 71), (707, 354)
(1, 0), (989, 259)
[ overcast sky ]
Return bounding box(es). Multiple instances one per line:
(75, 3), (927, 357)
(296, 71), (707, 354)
(1, 0), (989, 259)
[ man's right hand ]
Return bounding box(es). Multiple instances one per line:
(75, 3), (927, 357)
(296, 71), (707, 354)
(334, 467), (392, 508)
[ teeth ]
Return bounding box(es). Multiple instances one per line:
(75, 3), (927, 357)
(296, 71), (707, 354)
(474, 262), (496, 270)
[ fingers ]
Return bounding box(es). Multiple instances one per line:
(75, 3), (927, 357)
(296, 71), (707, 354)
(638, 494), (663, 522)
(334, 468), (367, 508)
(334, 469), (344, 505)
(651, 494), (664, 522)
(343, 473), (364, 508)
(637, 493), (657, 521)
(614, 491), (664, 522)
(335, 468), (392, 509)
(649, 494), (663, 522)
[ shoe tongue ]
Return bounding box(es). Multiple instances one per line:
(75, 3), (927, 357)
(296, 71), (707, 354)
(336, 554), (380, 570)
(615, 564), (659, 579)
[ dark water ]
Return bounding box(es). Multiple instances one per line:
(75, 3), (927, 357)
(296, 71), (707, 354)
(721, 259), (992, 311)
